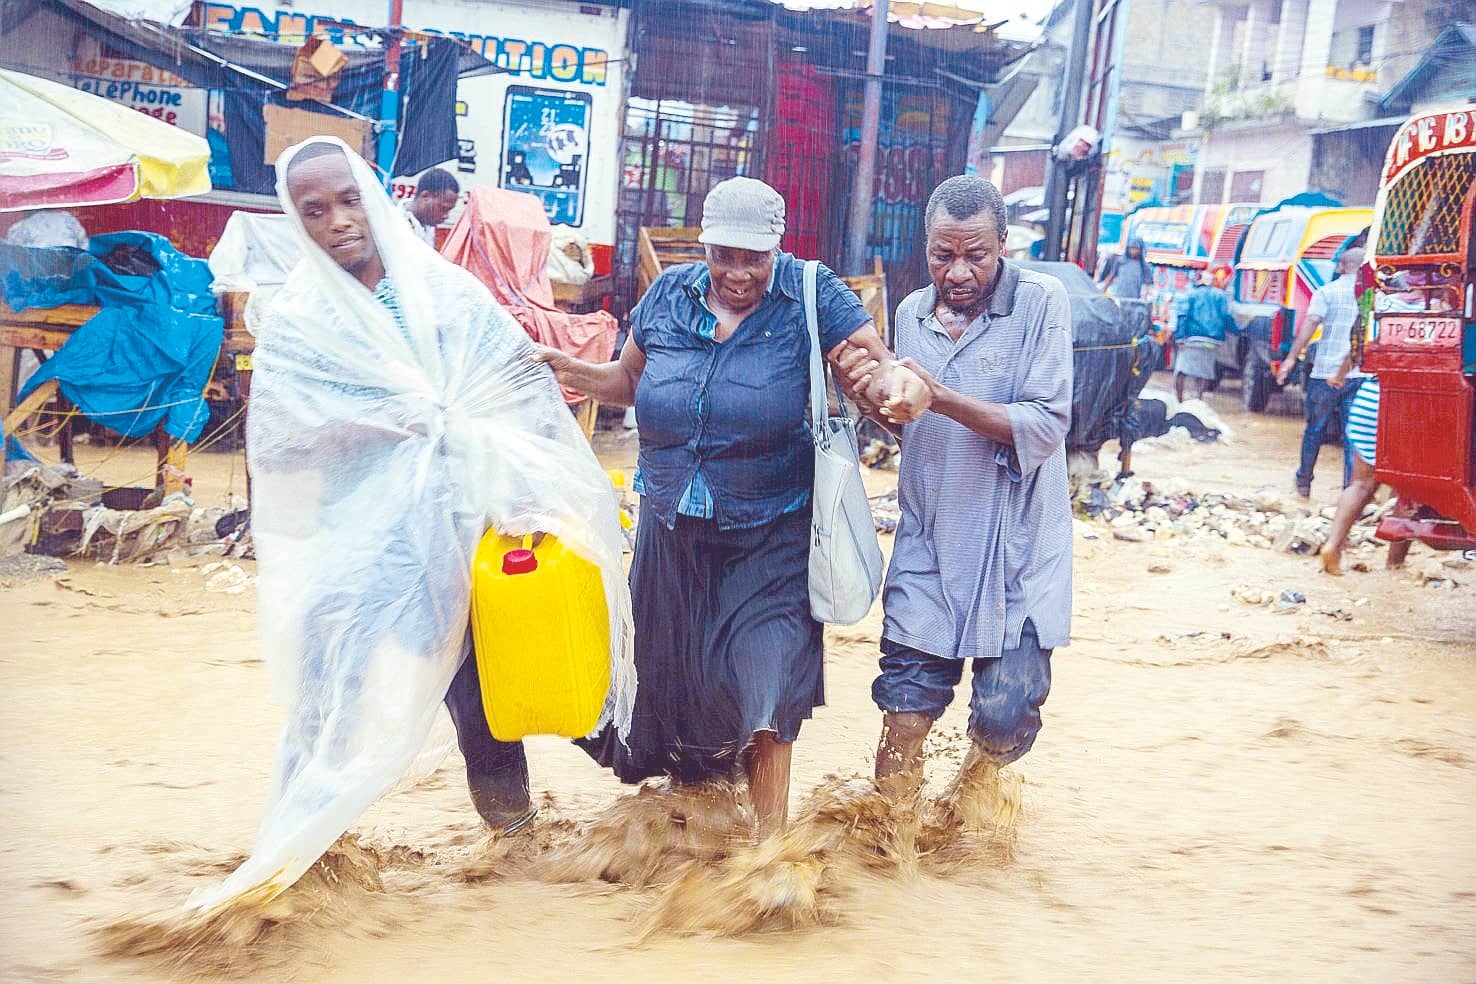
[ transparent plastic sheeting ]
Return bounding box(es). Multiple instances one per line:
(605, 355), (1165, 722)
(188, 137), (634, 912)
(207, 213), (302, 292)
(207, 211), (305, 336)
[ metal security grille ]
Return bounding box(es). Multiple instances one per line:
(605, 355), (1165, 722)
(1377, 155), (1476, 258)
(614, 97), (762, 315)
(616, 0), (997, 315)
(614, 0), (776, 317)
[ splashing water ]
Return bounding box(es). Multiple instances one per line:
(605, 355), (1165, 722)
(96, 836), (394, 977)
(94, 765), (1026, 974)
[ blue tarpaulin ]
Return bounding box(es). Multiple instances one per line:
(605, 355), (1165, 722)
(17, 232), (223, 443)
(0, 243), (96, 312)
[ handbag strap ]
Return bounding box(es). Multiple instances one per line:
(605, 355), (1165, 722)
(803, 259), (828, 440)
(803, 260), (853, 440)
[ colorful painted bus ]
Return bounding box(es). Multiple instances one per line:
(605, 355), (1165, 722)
(1224, 205), (1373, 411)
(1144, 203), (1261, 331)
(1361, 106), (1476, 550)
(1133, 204), (1193, 329)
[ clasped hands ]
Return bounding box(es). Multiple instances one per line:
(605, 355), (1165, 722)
(532, 341), (935, 425)
(830, 342), (934, 424)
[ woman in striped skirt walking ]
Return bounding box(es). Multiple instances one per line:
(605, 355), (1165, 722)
(1318, 282), (1426, 574)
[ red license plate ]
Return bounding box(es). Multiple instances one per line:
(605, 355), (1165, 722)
(1380, 315), (1462, 348)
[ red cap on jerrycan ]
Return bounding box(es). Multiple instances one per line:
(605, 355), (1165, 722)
(502, 548), (537, 575)
(501, 533), (539, 574)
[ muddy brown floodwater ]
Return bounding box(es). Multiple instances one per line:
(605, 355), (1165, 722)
(2, 378), (1473, 982)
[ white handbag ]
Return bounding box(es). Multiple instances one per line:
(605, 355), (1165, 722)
(802, 260), (885, 625)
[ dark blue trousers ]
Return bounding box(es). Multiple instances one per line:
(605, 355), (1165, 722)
(873, 620), (1053, 765)
(444, 646), (528, 781)
(1298, 376), (1363, 490)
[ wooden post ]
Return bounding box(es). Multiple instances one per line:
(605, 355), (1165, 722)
(844, 0), (889, 276)
(155, 425), (188, 496)
(0, 343), (15, 420)
(2, 377), (58, 435)
(576, 399), (599, 441)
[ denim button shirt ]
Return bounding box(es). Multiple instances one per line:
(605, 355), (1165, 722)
(631, 252), (869, 530)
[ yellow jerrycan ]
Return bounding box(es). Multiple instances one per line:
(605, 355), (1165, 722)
(470, 532), (611, 741)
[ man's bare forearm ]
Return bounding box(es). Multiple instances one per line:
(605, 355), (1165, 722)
(933, 386), (1013, 445)
(1284, 316), (1322, 366)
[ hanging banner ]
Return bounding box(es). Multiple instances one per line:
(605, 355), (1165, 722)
(1383, 108), (1476, 184)
(69, 59), (207, 135)
(71, 77), (208, 134)
(194, 2), (629, 243)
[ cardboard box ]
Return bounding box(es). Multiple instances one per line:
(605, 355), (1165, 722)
(288, 36), (347, 103)
(306, 37), (347, 78)
(262, 103), (373, 165)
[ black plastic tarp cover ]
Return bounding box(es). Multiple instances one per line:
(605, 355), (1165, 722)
(208, 33), (466, 193)
(1016, 261), (1158, 454)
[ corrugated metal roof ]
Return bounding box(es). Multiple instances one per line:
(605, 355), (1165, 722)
(1377, 22), (1476, 113)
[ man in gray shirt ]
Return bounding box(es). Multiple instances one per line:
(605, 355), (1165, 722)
(844, 175), (1073, 803)
(1099, 236), (1149, 299)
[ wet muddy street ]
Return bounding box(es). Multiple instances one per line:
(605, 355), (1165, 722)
(2, 379), (1473, 982)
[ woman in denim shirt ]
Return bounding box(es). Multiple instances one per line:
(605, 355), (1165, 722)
(539, 177), (926, 835)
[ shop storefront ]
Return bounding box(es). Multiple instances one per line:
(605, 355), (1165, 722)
(614, 0), (1008, 314)
(194, 0), (630, 253)
(0, 0), (491, 254)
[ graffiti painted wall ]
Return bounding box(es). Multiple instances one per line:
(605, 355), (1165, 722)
(835, 83), (955, 298)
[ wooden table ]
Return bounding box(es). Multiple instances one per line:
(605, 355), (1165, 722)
(4, 288), (604, 490)
(551, 274), (614, 314)
(2, 304), (100, 473)
(1, 301), (255, 496)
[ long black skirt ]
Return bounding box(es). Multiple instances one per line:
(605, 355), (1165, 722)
(578, 507), (824, 784)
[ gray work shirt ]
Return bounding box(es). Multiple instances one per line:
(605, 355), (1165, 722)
(884, 260), (1074, 660)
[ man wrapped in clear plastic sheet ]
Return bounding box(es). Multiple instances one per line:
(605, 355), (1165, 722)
(189, 137), (634, 912)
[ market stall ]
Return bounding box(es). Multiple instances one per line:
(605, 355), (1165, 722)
(1, 67), (214, 504)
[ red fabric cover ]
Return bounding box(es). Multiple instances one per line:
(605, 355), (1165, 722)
(440, 186), (616, 404)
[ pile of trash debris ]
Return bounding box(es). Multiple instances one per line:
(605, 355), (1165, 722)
(1072, 472), (1389, 554)
(872, 472), (1389, 559)
(1230, 585), (1310, 613)
(870, 490), (900, 534)
(860, 437), (897, 469)
(2, 459), (251, 565)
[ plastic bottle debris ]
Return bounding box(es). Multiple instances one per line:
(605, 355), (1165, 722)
(1273, 590), (1307, 613)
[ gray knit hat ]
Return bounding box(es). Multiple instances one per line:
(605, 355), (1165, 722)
(698, 176), (785, 251)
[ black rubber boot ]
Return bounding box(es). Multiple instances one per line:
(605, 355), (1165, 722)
(466, 763), (536, 834)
